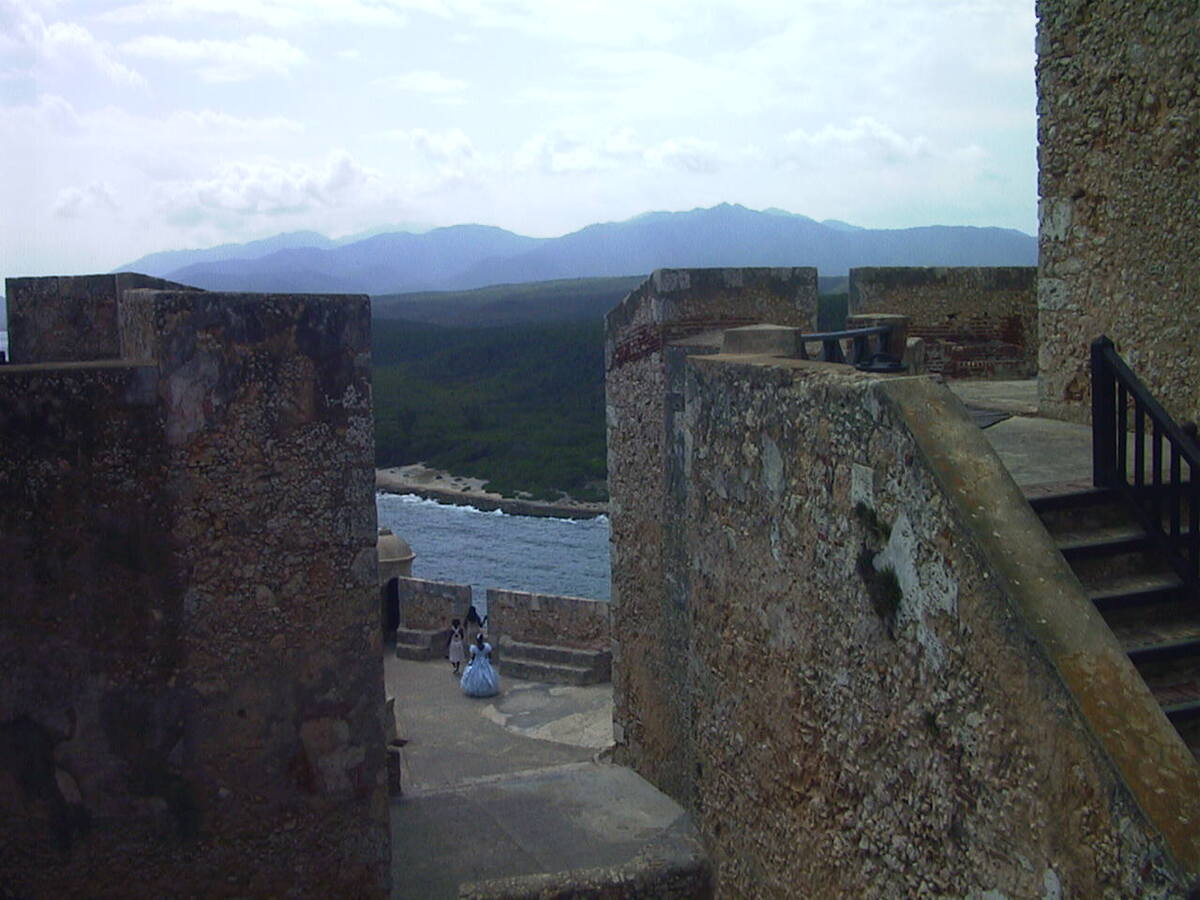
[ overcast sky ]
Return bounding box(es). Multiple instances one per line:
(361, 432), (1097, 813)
(1, 0), (1037, 284)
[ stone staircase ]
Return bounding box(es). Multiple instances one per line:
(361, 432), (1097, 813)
(1030, 486), (1200, 758)
(497, 636), (612, 686)
(395, 626), (450, 662)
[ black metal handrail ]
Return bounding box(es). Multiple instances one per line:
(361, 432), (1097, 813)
(796, 325), (894, 366)
(1092, 336), (1199, 588)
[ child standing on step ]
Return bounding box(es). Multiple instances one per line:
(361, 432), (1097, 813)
(447, 618), (466, 675)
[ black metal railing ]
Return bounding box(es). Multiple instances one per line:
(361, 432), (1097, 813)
(1092, 335), (1199, 587)
(796, 324), (897, 368)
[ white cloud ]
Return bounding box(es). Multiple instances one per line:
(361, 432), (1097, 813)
(0, 92), (83, 133)
(52, 181), (118, 218)
(121, 34), (306, 82)
(155, 151), (379, 223)
(376, 69), (467, 97)
(0, 0), (144, 86)
(514, 131), (614, 175)
(100, 0), (422, 28)
(643, 137), (726, 174)
(784, 117), (935, 165)
(389, 127), (488, 185)
(514, 129), (733, 177)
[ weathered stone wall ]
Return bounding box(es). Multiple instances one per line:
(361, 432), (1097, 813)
(611, 352), (1198, 895)
(605, 267), (817, 804)
(1037, 0), (1199, 424)
(0, 362), (179, 883)
(848, 267), (1037, 378)
(486, 589), (610, 651)
(396, 576), (471, 631)
(0, 278), (390, 895)
(5, 273), (197, 365)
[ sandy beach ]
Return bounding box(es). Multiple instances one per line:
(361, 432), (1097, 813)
(375, 463), (608, 520)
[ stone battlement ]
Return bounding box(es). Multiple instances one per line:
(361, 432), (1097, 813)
(0, 274), (390, 895)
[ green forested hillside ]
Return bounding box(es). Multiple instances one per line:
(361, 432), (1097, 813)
(372, 318), (607, 501)
(372, 275), (644, 327)
(371, 285), (849, 501)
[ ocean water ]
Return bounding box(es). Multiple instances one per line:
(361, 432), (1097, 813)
(375, 492), (611, 613)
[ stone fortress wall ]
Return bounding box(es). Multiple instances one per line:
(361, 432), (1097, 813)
(396, 575), (473, 632)
(0, 275), (390, 896)
(848, 266), (1038, 378)
(606, 267), (820, 803)
(388, 575), (610, 658)
(1036, 0), (1200, 425)
(486, 588), (610, 653)
(606, 306), (1197, 893)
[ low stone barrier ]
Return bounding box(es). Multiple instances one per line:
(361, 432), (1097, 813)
(486, 589), (610, 651)
(397, 576), (471, 631)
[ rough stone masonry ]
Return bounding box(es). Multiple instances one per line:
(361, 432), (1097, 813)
(1036, 0), (1199, 425)
(0, 275), (390, 896)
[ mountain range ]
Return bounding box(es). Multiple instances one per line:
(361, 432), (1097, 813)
(115, 203), (1037, 297)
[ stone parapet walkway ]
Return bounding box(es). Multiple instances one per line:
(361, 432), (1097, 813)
(946, 379), (1093, 489)
(386, 656), (708, 898)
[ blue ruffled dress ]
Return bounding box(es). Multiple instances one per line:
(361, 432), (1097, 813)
(460, 642), (500, 698)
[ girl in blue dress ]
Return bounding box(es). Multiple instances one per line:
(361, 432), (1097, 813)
(460, 632), (500, 698)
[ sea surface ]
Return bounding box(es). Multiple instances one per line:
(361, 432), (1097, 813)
(375, 492), (611, 613)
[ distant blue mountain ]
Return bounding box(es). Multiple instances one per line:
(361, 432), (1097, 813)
(117, 230), (335, 279)
(157, 225), (543, 294)
(119, 204), (1036, 295)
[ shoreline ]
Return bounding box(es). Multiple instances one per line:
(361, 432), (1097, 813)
(375, 464), (608, 520)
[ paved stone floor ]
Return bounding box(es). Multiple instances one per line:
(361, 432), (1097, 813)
(385, 656), (611, 793)
(385, 656), (697, 898)
(947, 379), (1093, 489)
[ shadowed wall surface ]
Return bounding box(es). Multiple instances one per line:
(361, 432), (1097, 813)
(0, 276), (390, 896)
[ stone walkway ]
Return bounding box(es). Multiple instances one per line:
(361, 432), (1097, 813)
(385, 656), (704, 898)
(946, 379), (1093, 489)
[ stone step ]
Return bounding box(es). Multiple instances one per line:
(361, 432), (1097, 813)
(500, 656), (611, 686)
(1088, 570), (1186, 611)
(1030, 486), (1129, 533)
(395, 627), (450, 662)
(499, 637), (611, 669)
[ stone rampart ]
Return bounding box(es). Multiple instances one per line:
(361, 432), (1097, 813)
(0, 276), (390, 895)
(5, 273), (198, 365)
(1037, 0), (1199, 424)
(611, 349), (1198, 894)
(397, 576), (472, 632)
(848, 266), (1037, 379)
(486, 589), (610, 651)
(606, 267), (817, 803)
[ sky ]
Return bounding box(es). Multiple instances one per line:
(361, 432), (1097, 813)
(1, 0), (1038, 285)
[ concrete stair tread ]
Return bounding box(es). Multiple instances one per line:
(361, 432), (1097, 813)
(1116, 624), (1200, 656)
(395, 626), (451, 661)
(501, 655), (611, 686)
(499, 636), (611, 666)
(1055, 523), (1148, 553)
(1027, 485), (1116, 510)
(1089, 570), (1184, 604)
(504, 658), (595, 675)
(1146, 677), (1200, 709)
(1030, 485), (1200, 758)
